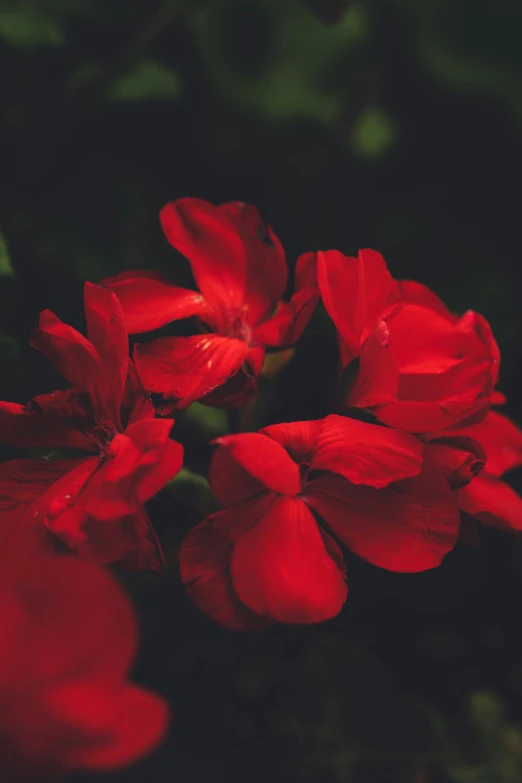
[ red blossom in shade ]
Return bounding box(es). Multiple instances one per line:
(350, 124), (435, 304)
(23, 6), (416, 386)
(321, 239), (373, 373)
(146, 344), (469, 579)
(0, 529), (169, 780)
(103, 198), (319, 410)
(0, 283), (183, 571)
(179, 415), (461, 628)
(437, 408), (522, 532)
(317, 249), (500, 433)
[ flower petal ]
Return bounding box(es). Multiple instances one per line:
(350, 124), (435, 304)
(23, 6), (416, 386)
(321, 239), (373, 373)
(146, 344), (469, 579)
(449, 410), (522, 478)
(0, 399), (93, 451)
(424, 436), (486, 489)
(317, 248), (401, 362)
(261, 419), (323, 464)
(123, 418), (183, 502)
(134, 334), (249, 409)
(304, 460), (460, 572)
(179, 497), (276, 629)
(457, 475), (522, 531)
(231, 496), (348, 624)
(83, 283), (129, 424)
(347, 322), (399, 408)
(30, 309), (108, 421)
(212, 433), (300, 497)
(254, 252), (319, 348)
(62, 684), (169, 771)
(222, 201), (288, 327)
(102, 270), (210, 334)
(399, 280), (455, 320)
(0, 458), (83, 526)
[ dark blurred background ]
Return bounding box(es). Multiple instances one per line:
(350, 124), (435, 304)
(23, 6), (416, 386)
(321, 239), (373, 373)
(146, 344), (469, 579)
(2, 1), (522, 780)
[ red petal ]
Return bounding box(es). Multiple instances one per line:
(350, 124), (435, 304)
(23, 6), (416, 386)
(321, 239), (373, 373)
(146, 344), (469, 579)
(309, 415), (423, 487)
(134, 334), (249, 409)
(425, 436), (486, 489)
(102, 270), (210, 334)
(254, 252), (319, 347)
(0, 553), (137, 685)
(213, 433), (300, 497)
(317, 248), (401, 362)
(347, 322), (399, 407)
(83, 283), (129, 424)
(30, 309), (109, 422)
(231, 496), (348, 624)
(0, 458), (83, 526)
(399, 280), (455, 320)
(222, 201), (288, 327)
(261, 419), (323, 464)
(262, 416), (423, 488)
(0, 399), (93, 451)
(303, 460), (460, 572)
(209, 446), (268, 506)
(124, 418), (183, 502)
(161, 198), (287, 326)
(457, 475), (522, 531)
(63, 684), (169, 771)
(449, 410), (522, 477)
(179, 497), (276, 629)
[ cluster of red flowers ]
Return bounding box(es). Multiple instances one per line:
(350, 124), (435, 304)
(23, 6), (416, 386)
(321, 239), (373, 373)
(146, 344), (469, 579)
(1, 197), (521, 776)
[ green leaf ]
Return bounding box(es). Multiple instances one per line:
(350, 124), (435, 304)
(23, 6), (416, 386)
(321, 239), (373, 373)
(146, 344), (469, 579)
(0, 6), (65, 49)
(0, 332), (20, 363)
(179, 402), (229, 440)
(166, 467), (219, 517)
(0, 233), (14, 277)
(350, 105), (398, 160)
(106, 60), (182, 103)
(191, 0), (369, 125)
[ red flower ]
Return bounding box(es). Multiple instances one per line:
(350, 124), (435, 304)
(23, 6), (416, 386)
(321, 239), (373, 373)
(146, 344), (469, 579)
(0, 529), (169, 779)
(443, 408), (522, 531)
(103, 198), (319, 410)
(0, 283), (183, 571)
(317, 249), (499, 433)
(179, 415), (460, 628)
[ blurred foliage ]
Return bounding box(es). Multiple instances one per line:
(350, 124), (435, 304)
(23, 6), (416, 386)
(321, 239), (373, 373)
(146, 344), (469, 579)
(2, 1), (522, 782)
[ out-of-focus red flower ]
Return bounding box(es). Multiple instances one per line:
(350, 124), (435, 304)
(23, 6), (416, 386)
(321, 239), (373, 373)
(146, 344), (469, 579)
(440, 408), (522, 532)
(0, 283), (183, 571)
(0, 528), (169, 780)
(179, 415), (460, 628)
(103, 198), (319, 410)
(318, 249), (499, 433)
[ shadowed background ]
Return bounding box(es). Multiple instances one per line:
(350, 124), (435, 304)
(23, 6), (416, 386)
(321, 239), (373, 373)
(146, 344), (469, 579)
(1, 1), (522, 780)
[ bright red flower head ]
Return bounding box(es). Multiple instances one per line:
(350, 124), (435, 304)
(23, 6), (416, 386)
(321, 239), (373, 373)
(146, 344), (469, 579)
(179, 415), (461, 628)
(103, 198), (319, 410)
(0, 283), (183, 571)
(318, 249), (500, 433)
(0, 530), (169, 780)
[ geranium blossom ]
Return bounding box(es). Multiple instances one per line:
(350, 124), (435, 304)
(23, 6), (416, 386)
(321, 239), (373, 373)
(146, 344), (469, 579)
(104, 198), (319, 409)
(0, 283), (183, 570)
(317, 248), (499, 433)
(0, 528), (168, 779)
(180, 415), (461, 628)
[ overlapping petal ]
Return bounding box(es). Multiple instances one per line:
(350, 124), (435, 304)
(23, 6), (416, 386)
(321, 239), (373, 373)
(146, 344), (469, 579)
(449, 410), (522, 477)
(102, 270), (211, 334)
(179, 495), (277, 630)
(263, 415), (423, 488)
(212, 432), (300, 497)
(134, 334), (251, 409)
(160, 198), (287, 328)
(231, 496), (348, 624)
(457, 475), (522, 531)
(303, 460), (460, 572)
(317, 248), (401, 362)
